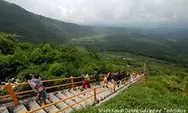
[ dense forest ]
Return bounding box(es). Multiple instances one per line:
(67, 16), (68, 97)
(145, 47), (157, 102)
(0, 32), (135, 81)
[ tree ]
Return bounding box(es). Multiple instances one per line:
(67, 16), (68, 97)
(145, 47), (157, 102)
(86, 47), (99, 59)
(0, 32), (17, 55)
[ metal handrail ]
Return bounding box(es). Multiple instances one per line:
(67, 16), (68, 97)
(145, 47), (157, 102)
(55, 94), (94, 113)
(25, 88), (94, 113)
(1, 77), (82, 87)
(1, 73), (143, 113)
(0, 77), (84, 101)
(25, 77), (133, 113)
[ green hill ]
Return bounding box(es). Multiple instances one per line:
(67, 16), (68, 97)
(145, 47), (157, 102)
(75, 56), (188, 113)
(0, 0), (96, 43)
(1, 0), (188, 66)
(1, 33), (187, 112)
(71, 33), (188, 66)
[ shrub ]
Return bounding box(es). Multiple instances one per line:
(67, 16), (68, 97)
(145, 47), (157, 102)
(48, 62), (76, 77)
(0, 32), (17, 55)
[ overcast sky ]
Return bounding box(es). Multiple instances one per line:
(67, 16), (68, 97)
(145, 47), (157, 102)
(6, 0), (188, 28)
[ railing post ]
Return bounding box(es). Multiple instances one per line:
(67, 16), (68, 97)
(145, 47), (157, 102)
(94, 88), (97, 102)
(113, 82), (116, 92)
(70, 76), (74, 89)
(4, 83), (19, 105)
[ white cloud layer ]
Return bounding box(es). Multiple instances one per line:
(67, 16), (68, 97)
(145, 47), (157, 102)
(5, 0), (188, 27)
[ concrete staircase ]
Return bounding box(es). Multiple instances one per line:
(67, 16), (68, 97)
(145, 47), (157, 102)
(0, 79), (139, 113)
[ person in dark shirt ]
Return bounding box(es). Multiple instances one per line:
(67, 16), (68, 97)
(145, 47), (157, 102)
(107, 72), (112, 83)
(94, 70), (100, 85)
(113, 71), (121, 87)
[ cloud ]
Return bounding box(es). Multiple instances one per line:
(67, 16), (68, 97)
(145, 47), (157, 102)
(5, 0), (188, 27)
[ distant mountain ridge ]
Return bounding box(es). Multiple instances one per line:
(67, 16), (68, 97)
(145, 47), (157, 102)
(0, 0), (97, 43)
(1, 0), (188, 65)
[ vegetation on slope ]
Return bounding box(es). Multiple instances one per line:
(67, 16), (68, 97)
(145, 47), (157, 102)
(71, 33), (188, 66)
(76, 59), (188, 113)
(0, 32), (188, 111)
(0, 0), (188, 111)
(0, 0), (96, 43)
(0, 32), (135, 81)
(1, 0), (188, 66)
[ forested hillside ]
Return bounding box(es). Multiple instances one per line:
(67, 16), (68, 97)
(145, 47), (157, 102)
(0, 32), (133, 81)
(1, 0), (188, 67)
(71, 33), (188, 66)
(0, 0), (96, 43)
(76, 50), (188, 113)
(1, 32), (188, 112)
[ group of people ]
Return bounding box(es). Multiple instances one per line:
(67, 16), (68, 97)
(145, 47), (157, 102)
(24, 70), (143, 105)
(103, 70), (128, 88)
(102, 70), (143, 88)
(81, 70), (140, 90)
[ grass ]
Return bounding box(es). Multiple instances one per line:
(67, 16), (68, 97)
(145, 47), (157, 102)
(75, 79), (188, 113)
(74, 59), (188, 113)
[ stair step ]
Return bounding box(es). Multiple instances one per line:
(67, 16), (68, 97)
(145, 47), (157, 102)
(81, 89), (95, 104)
(55, 92), (81, 109)
(49, 94), (73, 113)
(96, 88), (111, 101)
(28, 101), (46, 113)
(13, 104), (28, 113)
(0, 106), (9, 113)
(69, 89), (94, 106)
(115, 84), (123, 90)
(63, 90), (86, 108)
(43, 99), (60, 113)
(3, 80), (130, 113)
(81, 89), (93, 97)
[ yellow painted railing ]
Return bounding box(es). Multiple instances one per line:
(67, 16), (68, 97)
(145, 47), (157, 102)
(0, 74), (106, 104)
(24, 75), (143, 113)
(0, 73), (144, 113)
(0, 76), (87, 103)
